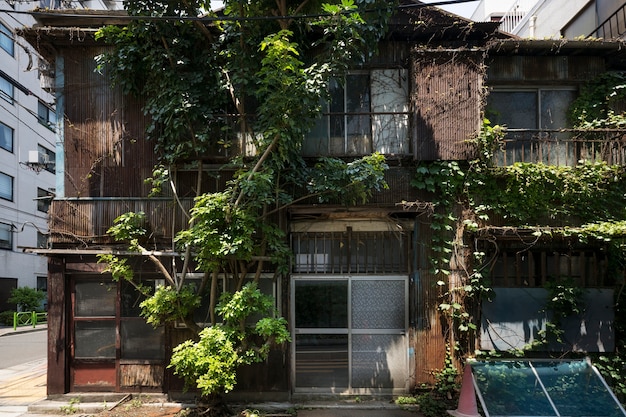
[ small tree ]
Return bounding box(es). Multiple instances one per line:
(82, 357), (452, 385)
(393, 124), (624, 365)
(94, 0), (394, 413)
(8, 287), (46, 312)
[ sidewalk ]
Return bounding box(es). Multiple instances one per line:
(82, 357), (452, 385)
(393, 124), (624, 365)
(0, 323), (47, 338)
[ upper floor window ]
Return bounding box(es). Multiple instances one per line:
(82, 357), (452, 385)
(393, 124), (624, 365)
(0, 121), (13, 153)
(0, 22), (13, 57)
(0, 172), (13, 201)
(0, 75), (14, 104)
(37, 187), (53, 212)
(37, 101), (56, 130)
(304, 69), (409, 156)
(486, 88), (577, 165)
(487, 88), (576, 130)
(0, 222), (12, 250)
(37, 145), (55, 174)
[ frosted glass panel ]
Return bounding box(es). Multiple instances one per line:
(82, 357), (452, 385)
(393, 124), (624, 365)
(352, 334), (406, 389)
(352, 280), (405, 329)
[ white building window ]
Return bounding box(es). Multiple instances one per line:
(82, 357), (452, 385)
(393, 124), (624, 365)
(0, 222), (12, 250)
(0, 121), (13, 152)
(0, 172), (13, 201)
(37, 101), (56, 130)
(0, 75), (14, 104)
(0, 22), (13, 57)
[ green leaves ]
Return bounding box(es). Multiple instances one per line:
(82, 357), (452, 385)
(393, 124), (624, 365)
(140, 285), (201, 327)
(169, 283), (290, 396)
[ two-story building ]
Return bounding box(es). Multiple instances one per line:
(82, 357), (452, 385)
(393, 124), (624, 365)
(20, 1), (626, 401)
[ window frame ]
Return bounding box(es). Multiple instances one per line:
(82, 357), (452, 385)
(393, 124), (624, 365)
(37, 144), (55, 174)
(37, 100), (56, 130)
(304, 69), (410, 156)
(486, 86), (578, 130)
(0, 22), (14, 57)
(0, 75), (14, 104)
(0, 222), (12, 250)
(37, 187), (53, 213)
(0, 121), (13, 153)
(0, 171), (13, 201)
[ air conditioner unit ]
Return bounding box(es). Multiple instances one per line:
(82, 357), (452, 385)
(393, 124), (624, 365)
(28, 150), (40, 164)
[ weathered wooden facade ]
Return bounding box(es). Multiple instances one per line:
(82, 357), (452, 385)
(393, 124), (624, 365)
(20, 2), (626, 401)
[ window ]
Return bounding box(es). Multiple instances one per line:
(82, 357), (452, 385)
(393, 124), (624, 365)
(37, 188), (53, 212)
(37, 101), (56, 130)
(37, 145), (55, 174)
(0, 22), (13, 56)
(73, 278), (164, 361)
(0, 75), (13, 104)
(486, 88), (577, 165)
(37, 231), (47, 248)
(292, 229), (408, 274)
(0, 222), (12, 250)
(0, 172), (13, 201)
(304, 69), (409, 156)
(0, 121), (13, 152)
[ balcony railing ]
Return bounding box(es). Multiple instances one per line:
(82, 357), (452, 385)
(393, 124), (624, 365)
(589, 3), (626, 39)
(494, 129), (626, 166)
(49, 197), (194, 246)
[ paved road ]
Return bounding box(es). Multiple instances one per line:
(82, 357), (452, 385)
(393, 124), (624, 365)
(0, 328), (47, 417)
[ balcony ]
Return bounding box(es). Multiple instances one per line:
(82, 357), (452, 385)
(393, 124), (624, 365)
(494, 129), (626, 166)
(48, 197), (194, 246)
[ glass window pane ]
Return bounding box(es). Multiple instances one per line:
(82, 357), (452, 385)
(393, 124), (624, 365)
(345, 74), (370, 113)
(0, 76), (13, 103)
(121, 280), (152, 317)
(0, 172), (12, 201)
(0, 122), (13, 152)
(352, 334), (406, 388)
(0, 222), (11, 249)
(540, 90), (576, 129)
(295, 334), (348, 388)
(75, 281), (116, 316)
(472, 360), (556, 416)
(487, 91), (537, 128)
(352, 280), (405, 329)
(121, 320), (164, 360)
(295, 280), (347, 328)
(538, 360), (624, 417)
(75, 321), (116, 359)
(0, 23), (13, 56)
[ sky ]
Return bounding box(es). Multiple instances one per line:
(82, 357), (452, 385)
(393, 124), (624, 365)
(420, 0), (480, 19)
(209, 1), (482, 19)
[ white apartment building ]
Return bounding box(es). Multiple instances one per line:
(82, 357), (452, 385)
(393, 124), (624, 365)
(0, 0), (57, 312)
(470, 0), (626, 40)
(0, 0), (122, 312)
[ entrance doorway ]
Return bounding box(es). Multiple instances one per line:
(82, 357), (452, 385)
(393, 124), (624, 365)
(290, 223), (410, 393)
(292, 275), (408, 392)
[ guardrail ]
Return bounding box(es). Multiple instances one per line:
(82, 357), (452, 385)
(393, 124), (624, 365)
(13, 311), (48, 330)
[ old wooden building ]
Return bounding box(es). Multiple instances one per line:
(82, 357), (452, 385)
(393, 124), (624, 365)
(19, 1), (626, 400)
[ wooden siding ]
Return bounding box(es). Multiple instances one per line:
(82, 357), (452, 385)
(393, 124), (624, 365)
(487, 55), (606, 84)
(62, 47), (156, 198)
(49, 198), (193, 245)
(412, 51), (482, 161)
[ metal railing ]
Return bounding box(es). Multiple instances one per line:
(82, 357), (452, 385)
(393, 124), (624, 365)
(13, 311), (48, 330)
(494, 129), (626, 166)
(499, 0), (536, 34)
(589, 3), (626, 39)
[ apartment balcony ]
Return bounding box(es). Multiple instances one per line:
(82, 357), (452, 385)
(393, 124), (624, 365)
(48, 197), (195, 247)
(494, 129), (626, 166)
